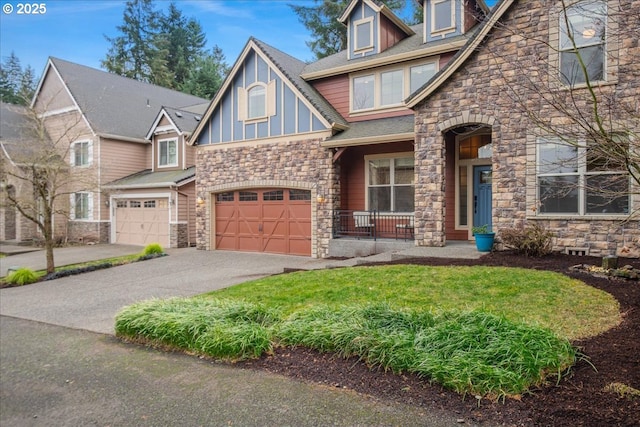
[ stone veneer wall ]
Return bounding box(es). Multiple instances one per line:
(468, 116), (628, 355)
(68, 221), (110, 244)
(412, 0), (639, 257)
(170, 223), (189, 248)
(195, 137), (337, 258)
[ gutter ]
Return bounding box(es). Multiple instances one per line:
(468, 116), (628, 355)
(104, 176), (195, 190)
(322, 132), (415, 148)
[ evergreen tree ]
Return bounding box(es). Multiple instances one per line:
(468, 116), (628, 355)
(161, 3), (207, 89)
(101, 0), (167, 84)
(0, 52), (36, 105)
(180, 46), (229, 100)
(289, 0), (412, 60)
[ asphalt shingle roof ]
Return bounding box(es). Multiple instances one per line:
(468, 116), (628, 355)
(104, 166), (195, 189)
(326, 115), (414, 143)
(302, 24), (471, 77)
(48, 58), (209, 141)
(0, 102), (42, 162)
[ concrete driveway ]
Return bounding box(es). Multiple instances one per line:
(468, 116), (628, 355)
(0, 247), (330, 334)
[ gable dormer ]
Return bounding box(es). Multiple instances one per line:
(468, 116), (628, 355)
(339, 0), (414, 60)
(146, 106), (205, 171)
(423, 0), (488, 43)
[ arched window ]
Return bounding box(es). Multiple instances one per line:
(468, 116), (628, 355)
(247, 84), (266, 119)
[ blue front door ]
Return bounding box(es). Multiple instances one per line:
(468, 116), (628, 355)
(473, 166), (492, 231)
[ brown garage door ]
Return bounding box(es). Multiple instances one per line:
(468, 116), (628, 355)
(215, 189), (311, 256)
(115, 198), (169, 247)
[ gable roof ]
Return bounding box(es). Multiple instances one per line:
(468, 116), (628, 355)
(338, 0), (415, 36)
(190, 38), (348, 145)
(145, 104), (208, 140)
(34, 57), (208, 142)
(406, 0), (514, 107)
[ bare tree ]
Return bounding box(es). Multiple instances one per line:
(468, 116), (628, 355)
(485, 0), (638, 219)
(1, 101), (97, 274)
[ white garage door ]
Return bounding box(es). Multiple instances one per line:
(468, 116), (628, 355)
(114, 198), (169, 247)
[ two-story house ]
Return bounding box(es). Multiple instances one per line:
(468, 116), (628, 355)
(190, 0), (490, 257)
(191, 0), (638, 258)
(19, 57), (208, 247)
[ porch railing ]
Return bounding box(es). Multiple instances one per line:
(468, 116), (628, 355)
(332, 210), (415, 241)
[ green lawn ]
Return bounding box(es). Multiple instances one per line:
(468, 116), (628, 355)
(115, 265), (620, 398)
(208, 265), (620, 340)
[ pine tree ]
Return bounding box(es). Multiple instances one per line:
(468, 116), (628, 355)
(101, 0), (167, 84)
(180, 46), (229, 100)
(0, 52), (36, 105)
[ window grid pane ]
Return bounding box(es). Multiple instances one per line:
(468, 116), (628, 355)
(433, 0), (453, 31)
(380, 70), (403, 106)
(353, 75), (374, 110)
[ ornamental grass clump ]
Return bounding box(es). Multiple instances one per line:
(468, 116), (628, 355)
(411, 311), (576, 397)
(6, 267), (38, 286)
(115, 298), (280, 360)
(140, 243), (164, 257)
(276, 304), (575, 398)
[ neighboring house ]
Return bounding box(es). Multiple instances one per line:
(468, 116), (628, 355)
(191, 0), (638, 259)
(0, 102), (38, 242)
(104, 105), (205, 247)
(191, 0), (490, 257)
(21, 57), (208, 247)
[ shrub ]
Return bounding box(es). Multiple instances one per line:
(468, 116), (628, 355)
(500, 223), (554, 257)
(6, 268), (38, 286)
(141, 243), (164, 257)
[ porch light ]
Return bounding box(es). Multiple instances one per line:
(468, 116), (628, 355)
(196, 196), (205, 206)
(316, 193), (326, 204)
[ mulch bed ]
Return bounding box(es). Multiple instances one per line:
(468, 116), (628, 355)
(239, 251), (640, 426)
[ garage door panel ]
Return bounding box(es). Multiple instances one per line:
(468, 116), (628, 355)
(115, 198), (169, 247)
(214, 189), (311, 256)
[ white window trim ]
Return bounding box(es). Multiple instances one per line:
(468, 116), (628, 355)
(364, 152), (415, 213)
(70, 192), (93, 221)
(353, 17), (374, 53)
(431, 0), (456, 36)
(158, 138), (178, 168)
(350, 60), (438, 114)
(535, 137), (629, 216)
(70, 140), (92, 167)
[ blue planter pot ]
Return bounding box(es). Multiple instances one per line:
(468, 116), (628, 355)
(474, 233), (495, 252)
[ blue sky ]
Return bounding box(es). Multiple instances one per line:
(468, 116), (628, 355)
(1, 0), (496, 77)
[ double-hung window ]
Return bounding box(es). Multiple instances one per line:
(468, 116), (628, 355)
(354, 18), (373, 52)
(367, 155), (415, 212)
(158, 139), (177, 167)
(71, 141), (91, 167)
(559, 1), (606, 86)
(537, 137), (629, 215)
(432, 0), (455, 34)
(72, 192), (92, 220)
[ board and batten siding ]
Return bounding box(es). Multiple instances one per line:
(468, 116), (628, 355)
(196, 48), (328, 145)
